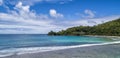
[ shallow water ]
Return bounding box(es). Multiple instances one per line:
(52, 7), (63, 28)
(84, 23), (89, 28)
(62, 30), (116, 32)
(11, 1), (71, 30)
(0, 34), (114, 49)
(0, 34), (117, 57)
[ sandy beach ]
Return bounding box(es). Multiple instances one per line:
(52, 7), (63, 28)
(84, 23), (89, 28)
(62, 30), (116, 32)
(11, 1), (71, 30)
(1, 43), (120, 58)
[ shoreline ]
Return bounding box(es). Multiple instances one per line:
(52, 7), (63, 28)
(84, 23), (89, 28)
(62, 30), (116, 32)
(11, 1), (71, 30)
(1, 35), (120, 58)
(2, 43), (120, 58)
(84, 35), (120, 37)
(1, 41), (120, 58)
(84, 35), (120, 39)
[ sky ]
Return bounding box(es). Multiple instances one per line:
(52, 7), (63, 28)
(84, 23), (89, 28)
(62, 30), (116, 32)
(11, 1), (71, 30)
(0, 0), (120, 34)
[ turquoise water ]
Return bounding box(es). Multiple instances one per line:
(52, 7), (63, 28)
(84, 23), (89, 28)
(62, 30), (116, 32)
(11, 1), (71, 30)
(0, 34), (115, 57)
(0, 34), (113, 50)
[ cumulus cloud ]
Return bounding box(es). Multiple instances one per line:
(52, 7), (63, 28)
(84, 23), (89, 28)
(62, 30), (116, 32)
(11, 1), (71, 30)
(49, 9), (63, 18)
(15, 2), (30, 12)
(0, 1), (119, 34)
(79, 9), (95, 19)
(84, 9), (95, 18)
(0, 2), (64, 34)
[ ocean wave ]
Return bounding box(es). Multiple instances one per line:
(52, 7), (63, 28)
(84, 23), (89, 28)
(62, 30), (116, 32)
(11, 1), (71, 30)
(0, 41), (120, 57)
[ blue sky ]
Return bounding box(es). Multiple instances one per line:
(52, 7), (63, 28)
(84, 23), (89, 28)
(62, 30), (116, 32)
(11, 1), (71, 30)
(0, 0), (120, 34)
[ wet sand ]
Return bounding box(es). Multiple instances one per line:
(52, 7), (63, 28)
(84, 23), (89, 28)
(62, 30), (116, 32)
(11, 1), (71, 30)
(2, 43), (120, 58)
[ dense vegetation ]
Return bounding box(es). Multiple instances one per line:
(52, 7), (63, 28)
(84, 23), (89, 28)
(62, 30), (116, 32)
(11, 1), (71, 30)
(48, 18), (120, 36)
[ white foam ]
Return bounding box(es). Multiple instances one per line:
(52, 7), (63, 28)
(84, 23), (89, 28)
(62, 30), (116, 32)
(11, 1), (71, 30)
(0, 41), (120, 57)
(0, 53), (14, 57)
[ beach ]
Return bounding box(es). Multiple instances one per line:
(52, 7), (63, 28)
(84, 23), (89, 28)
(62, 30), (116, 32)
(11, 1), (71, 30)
(2, 43), (120, 58)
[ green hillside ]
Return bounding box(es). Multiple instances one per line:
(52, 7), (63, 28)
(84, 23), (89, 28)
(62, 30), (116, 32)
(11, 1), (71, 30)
(48, 18), (120, 36)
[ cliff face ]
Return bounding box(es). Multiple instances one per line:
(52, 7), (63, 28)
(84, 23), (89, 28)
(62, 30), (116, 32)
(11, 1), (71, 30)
(48, 18), (120, 36)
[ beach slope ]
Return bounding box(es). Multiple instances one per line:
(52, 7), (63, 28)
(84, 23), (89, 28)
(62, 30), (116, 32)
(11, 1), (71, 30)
(2, 43), (120, 58)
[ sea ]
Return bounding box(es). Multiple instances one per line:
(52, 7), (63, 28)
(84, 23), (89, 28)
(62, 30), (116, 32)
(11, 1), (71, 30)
(0, 34), (119, 57)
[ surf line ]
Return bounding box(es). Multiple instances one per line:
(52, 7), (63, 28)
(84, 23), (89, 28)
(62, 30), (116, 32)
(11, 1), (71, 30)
(67, 41), (120, 48)
(17, 41), (120, 55)
(1, 41), (120, 57)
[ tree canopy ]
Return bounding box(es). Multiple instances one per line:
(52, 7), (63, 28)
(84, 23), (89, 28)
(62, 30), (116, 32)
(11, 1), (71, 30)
(48, 18), (120, 36)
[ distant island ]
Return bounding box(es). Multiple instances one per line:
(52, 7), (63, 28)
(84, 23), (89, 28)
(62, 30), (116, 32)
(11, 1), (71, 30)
(48, 18), (120, 36)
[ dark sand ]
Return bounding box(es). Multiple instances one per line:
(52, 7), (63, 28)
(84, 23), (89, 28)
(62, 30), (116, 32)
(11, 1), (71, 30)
(2, 44), (120, 58)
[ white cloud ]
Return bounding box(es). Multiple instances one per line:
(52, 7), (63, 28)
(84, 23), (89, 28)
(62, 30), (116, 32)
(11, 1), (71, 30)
(79, 9), (95, 19)
(0, 0), (3, 5)
(0, 4), (119, 34)
(0, 1), (120, 34)
(84, 9), (95, 18)
(3, 0), (42, 6)
(46, 0), (73, 4)
(15, 2), (30, 12)
(63, 15), (120, 26)
(19, 0), (42, 5)
(0, 2), (65, 34)
(0, 24), (61, 34)
(3, 0), (73, 6)
(49, 9), (63, 18)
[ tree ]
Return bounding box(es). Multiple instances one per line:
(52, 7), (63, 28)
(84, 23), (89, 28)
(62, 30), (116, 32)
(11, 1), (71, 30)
(48, 18), (120, 36)
(48, 31), (57, 35)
